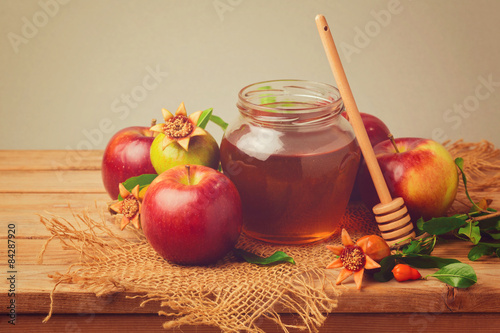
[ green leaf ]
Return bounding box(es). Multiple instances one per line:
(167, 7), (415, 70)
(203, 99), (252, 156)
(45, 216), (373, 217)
(402, 236), (436, 256)
(475, 242), (500, 248)
(118, 174), (158, 200)
(455, 157), (481, 211)
(477, 216), (500, 231)
(195, 108), (229, 132)
(430, 263), (477, 288)
(373, 255), (399, 282)
(402, 240), (420, 255)
(400, 254), (460, 269)
(421, 216), (466, 235)
(416, 217), (425, 231)
(496, 248), (500, 258)
(196, 108), (213, 129)
(209, 114), (228, 131)
(468, 244), (495, 261)
(233, 249), (295, 265)
(458, 221), (481, 244)
(485, 231), (500, 240)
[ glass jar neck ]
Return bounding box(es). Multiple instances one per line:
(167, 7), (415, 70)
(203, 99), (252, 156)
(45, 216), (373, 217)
(237, 80), (344, 128)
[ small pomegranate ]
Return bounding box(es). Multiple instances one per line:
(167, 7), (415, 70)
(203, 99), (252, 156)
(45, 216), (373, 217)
(149, 102), (220, 174)
(356, 235), (391, 262)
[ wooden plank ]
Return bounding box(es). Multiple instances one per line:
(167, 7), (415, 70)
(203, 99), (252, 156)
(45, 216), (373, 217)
(2, 214), (128, 240)
(0, 170), (106, 193)
(7, 313), (500, 333)
(1, 216), (132, 240)
(0, 193), (118, 238)
(4, 271), (499, 315)
(1, 150), (499, 329)
(2, 238), (500, 315)
(0, 150), (102, 171)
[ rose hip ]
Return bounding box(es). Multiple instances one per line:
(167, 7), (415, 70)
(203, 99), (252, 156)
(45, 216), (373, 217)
(392, 264), (421, 282)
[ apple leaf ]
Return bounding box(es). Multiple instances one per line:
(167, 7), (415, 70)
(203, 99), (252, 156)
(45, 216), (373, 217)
(416, 217), (425, 231)
(429, 262), (477, 288)
(373, 255), (399, 282)
(485, 231), (500, 240)
(196, 108), (229, 132)
(209, 114), (228, 131)
(421, 216), (466, 235)
(468, 244), (495, 261)
(473, 241), (500, 248)
(402, 236), (436, 256)
(118, 174), (158, 201)
(196, 108), (213, 129)
(458, 221), (481, 244)
(455, 157), (481, 212)
(233, 249), (296, 265)
(476, 215), (500, 231)
(398, 254), (460, 269)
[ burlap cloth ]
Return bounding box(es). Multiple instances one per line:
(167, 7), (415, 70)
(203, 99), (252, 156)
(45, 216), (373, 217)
(39, 140), (500, 332)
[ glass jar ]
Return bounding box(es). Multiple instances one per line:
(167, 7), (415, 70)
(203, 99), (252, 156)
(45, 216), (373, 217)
(220, 80), (360, 245)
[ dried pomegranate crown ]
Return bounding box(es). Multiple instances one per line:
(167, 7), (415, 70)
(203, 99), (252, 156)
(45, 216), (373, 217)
(150, 102), (208, 151)
(326, 229), (380, 290)
(109, 184), (142, 230)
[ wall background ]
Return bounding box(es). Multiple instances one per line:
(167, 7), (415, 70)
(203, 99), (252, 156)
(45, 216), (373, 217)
(1, 0), (499, 150)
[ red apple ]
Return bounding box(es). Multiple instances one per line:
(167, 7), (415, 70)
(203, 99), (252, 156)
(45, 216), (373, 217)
(342, 112), (391, 147)
(343, 112), (391, 201)
(357, 137), (459, 221)
(102, 126), (157, 199)
(141, 164), (242, 265)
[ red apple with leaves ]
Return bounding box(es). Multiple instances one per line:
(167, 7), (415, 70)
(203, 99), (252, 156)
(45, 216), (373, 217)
(141, 164), (242, 266)
(102, 126), (157, 199)
(357, 137), (459, 221)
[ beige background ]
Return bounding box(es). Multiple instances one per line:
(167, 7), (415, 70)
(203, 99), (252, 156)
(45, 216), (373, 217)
(1, 0), (499, 150)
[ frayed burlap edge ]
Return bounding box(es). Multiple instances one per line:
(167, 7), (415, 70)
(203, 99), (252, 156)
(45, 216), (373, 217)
(39, 206), (380, 332)
(38, 140), (500, 332)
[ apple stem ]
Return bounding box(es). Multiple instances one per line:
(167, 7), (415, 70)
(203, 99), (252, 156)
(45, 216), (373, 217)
(388, 134), (400, 153)
(186, 165), (191, 185)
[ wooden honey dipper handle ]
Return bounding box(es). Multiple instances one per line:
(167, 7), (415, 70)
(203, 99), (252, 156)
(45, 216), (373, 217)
(315, 14), (415, 245)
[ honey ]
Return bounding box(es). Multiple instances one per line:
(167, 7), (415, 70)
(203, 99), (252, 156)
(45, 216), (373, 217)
(220, 80), (360, 244)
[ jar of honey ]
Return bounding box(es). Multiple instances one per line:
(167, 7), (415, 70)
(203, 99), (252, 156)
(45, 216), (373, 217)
(220, 80), (360, 244)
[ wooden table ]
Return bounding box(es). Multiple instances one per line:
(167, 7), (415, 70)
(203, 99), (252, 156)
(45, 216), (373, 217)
(1, 150), (499, 332)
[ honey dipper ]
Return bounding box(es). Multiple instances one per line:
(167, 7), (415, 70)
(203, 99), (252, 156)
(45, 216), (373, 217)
(315, 14), (415, 245)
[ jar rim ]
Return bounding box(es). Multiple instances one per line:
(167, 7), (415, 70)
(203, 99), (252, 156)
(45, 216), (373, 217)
(237, 79), (344, 115)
